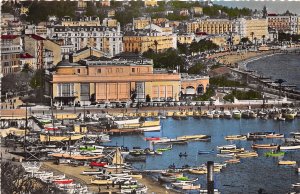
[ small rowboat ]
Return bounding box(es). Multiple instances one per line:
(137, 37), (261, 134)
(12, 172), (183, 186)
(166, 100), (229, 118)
(264, 151), (285, 157)
(265, 134), (284, 138)
(225, 159), (240, 164)
(217, 144), (236, 150)
(220, 148), (244, 154)
(53, 179), (73, 184)
(235, 152), (258, 158)
(278, 160), (296, 165)
(225, 135), (247, 141)
(217, 153), (234, 158)
(251, 143), (278, 149)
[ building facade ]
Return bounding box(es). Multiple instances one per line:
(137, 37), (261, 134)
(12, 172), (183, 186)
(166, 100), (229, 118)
(123, 32), (177, 53)
(1, 35), (22, 75)
(132, 17), (151, 30)
(186, 19), (233, 34)
(48, 56), (182, 106)
(48, 24), (123, 57)
(234, 18), (268, 42)
(267, 15), (294, 33)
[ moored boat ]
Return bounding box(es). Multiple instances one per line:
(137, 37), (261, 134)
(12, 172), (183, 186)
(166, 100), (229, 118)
(278, 160), (296, 165)
(225, 135), (247, 141)
(252, 143), (278, 149)
(217, 144), (236, 150)
(264, 151), (285, 157)
(198, 150), (214, 154)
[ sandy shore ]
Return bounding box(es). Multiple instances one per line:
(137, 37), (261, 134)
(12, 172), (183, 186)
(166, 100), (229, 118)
(42, 162), (176, 193)
(213, 51), (274, 67)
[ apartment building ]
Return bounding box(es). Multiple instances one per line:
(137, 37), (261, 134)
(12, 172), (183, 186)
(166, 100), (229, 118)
(267, 14), (299, 34)
(123, 31), (177, 53)
(48, 24), (122, 57)
(186, 19), (233, 34)
(132, 17), (151, 30)
(1, 35), (22, 75)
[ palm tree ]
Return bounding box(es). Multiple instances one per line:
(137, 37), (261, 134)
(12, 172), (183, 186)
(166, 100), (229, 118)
(254, 37), (257, 46)
(250, 32), (254, 43)
(154, 40), (158, 53)
(262, 35), (266, 45)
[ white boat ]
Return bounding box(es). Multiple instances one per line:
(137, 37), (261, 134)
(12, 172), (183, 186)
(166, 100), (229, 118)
(138, 125), (161, 132)
(279, 144), (300, 150)
(81, 170), (104, 175)
(217, 153), (234, 158)
(217, 144), (236, 150)
(113, 117), (140, 125)
(224, 111), (232, 119)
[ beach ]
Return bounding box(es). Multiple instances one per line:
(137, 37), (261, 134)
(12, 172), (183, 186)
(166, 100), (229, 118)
(213, 50), (274, 67)
(42, 162), (177, 194)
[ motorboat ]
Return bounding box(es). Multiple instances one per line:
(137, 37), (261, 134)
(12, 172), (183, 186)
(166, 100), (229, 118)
(232, 110), (241, 119)
(235, 151), (258, 158)
(265, 133), (284, 138)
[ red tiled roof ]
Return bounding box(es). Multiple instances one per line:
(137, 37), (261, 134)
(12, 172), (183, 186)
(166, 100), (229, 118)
(20, 53), (34, 59)
(268, 13), (277, 16)
(27, 34), (45, 40)
(1, 35), (19, 40)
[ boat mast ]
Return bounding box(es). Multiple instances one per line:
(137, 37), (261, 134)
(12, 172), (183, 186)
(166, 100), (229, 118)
(24, 102), (28, 160)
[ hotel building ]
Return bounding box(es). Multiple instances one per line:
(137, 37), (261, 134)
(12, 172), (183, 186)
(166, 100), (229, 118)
(186, 19), (233, 34)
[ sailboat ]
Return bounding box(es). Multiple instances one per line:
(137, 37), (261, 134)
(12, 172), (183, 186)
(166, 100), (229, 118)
(105, 147), (127, 169)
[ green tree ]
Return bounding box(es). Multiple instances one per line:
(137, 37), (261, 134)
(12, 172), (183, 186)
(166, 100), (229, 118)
(188, 63), (205, 74)
(146, 94), (151, 102)
(85, 2), (97, 16)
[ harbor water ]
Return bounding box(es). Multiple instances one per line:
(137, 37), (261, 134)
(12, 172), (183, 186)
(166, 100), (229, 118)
(246, 53), (300, 90)
(104, 118), (300, 193)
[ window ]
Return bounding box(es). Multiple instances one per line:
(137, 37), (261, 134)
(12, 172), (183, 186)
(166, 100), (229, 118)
(132, 68), (135, 73)
(77, 69), (80, 74)
(98, 69), (101, 73)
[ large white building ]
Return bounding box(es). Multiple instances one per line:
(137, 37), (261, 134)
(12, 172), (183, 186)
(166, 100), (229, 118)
(47, 22), (123, 57)
(234, 18), (269, 43)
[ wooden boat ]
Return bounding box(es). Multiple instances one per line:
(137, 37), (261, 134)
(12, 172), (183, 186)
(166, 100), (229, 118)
(53, 179), (73, 184)
(278, 160), (296, 165)
(266, 134), (284, 138)
(82, 170), (104, 175)
(225, 159), (240, 164)
(156, 145), (172, 152)
(89, 161), (108, 168)
(182, 184), (201, 190)
(280, 143), (300, 150)
(40, 134), (85, 142)
(177, 134), (210, 141)
(224, 111), (232, 119)
(252, 143), (278, 149)
(198, 150), (214, 154)
(220, 148), (244, 154)
(49, 153), (104, 160)
(217, 153), (234, 158)
(217, 144), (236, 150)
(138, 125), (161, 132)
(188, 168), (207, 175)
(91, 179), (113, 185)
(292, 183), (300, 188)
(225, 135), (247, 141)
(264, 151), (285, 157)
(235, 152), (258, 158)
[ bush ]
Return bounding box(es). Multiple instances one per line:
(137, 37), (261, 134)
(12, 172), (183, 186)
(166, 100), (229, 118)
(223, 89), (262, 102)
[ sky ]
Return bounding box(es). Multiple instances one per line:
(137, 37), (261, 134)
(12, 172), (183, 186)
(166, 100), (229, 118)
(213, 1), (300, 14)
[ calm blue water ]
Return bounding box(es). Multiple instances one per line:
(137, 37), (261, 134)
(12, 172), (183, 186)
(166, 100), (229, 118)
(247, 53), (300, 90)
(104, 118), (300, 194)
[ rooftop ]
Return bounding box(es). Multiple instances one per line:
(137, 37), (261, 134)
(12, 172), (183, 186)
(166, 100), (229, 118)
(20, 53), (34, 59)
(26, 34), (46, 40)
(1, 35), (19, 40)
